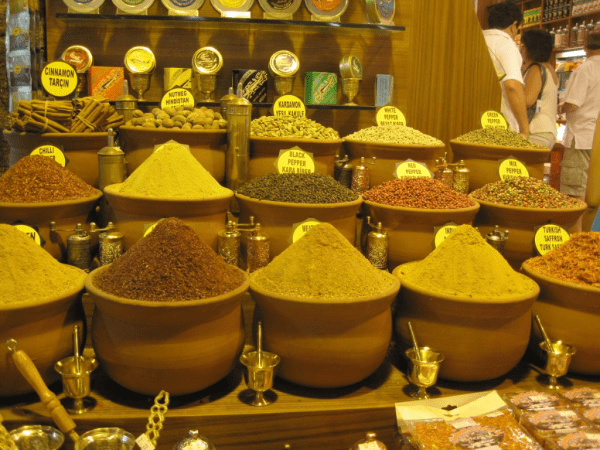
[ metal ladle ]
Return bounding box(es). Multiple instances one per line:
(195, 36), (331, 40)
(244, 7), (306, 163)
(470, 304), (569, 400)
(5, 339), (136, 450)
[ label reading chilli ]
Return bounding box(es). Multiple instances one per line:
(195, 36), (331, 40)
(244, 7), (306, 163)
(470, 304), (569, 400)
(41, 61), (77, 97)
(30, 145), (67, 167)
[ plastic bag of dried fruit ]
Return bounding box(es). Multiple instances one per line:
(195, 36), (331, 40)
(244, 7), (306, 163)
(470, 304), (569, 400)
(395, 391), (544, 450)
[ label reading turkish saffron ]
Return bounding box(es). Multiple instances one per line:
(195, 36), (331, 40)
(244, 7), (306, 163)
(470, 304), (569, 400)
(433, 223), (457, 248)
(394, 160), (432, 179)
(276, 147), (315, 174)
(376, 105), (406, 126)
(499, 158), (529, 181)
(160, 88), (195, 110)
(30, 145), (67, 167)
(481, 110), (508, 129)
(41, 61), (77, 97)
(534, 223), (570, 255)
(273, 95), (306, 118)
(13, 224), (43, 246)
(290, 218), (321, 243)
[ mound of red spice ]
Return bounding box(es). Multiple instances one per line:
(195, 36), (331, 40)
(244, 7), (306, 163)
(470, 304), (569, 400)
(94, 217), (246, 301)
(525, 232), (600, 288)
(0, 155), (99, 203)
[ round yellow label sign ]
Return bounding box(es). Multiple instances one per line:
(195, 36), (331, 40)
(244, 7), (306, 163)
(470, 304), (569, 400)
(376, 106), (406, 126)
(499, 158), (529, 181)
(276, 148), (315, 174)
(41, 61), (78, 97)
(534, 224), (570, 256)
(434, 224), (457, 248)
(30, 145), (67, 167)
(292, 219), (321, 243)
(160, 88), (195, 110)
(394, 160), (432, 179)
(480, 110), (508, 129)
(273, 95), (306, 119)
(14, 224), (42, 246)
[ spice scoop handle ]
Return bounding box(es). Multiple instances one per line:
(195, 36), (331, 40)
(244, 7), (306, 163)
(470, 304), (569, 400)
(6, 339), (78, 438)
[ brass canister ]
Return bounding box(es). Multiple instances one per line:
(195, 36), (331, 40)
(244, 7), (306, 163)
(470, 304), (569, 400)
(218, 221), (241, 267)
(99, 232), (124, 266)
(338, 160), (354, 189)
(220, 87), (237, 121)
(367, 222), (388, 270)
(98, 129), (127, 191)
(485, 225), (509, 255)
(452, 160), (470, 194)
(115, 80), (138, 123)
(334, 154), (349, 181)
(226, 84), (252, 192)
(434, 155), (454, 189)
(350, 432), (387, 450)
(351, 156), (372, 194)
(247, 223), (270, 273)
(67, 224), (91, 271)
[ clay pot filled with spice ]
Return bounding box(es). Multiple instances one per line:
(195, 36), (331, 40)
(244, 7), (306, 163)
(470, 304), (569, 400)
(86, 218), (249, 396)
(0, 224), (87, 397)
(103, 141), (233, 251)
(362, 178), (480, 269)
(471, 178), (587, 269)
(449, 128), (550, 192)
(248, 115), (342, 180)
(343, 125), (446, 188)
(0, 155), (102, 261)
(393, 225), (540, 382)
(250, 223), (400, 388)
(522, 232), (600, 376)
(235, 173), (362, 259)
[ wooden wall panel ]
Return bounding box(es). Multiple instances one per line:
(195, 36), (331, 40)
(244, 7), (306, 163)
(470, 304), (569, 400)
(407, 0), (501, 153)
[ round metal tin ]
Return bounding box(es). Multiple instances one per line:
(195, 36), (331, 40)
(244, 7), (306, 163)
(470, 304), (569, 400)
(62, 0), (105, 13)
(161, 0), (204, 12)
(257, 0), (302, 15)
(192, 47), (223, 75)
(269, 50), (299, 77)
(61, 45), (93, 73)
(339, 54), (362, 79)
(111, 0), (155, 14)
(209, 0), (254, 13)
(366, 0), (395, 23)
(304, 0), (348, 20)
(124, 46), (156, 74)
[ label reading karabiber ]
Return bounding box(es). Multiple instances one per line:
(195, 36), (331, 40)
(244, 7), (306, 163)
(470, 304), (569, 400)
(376, 105), (406, 126)
(41, 61), (77, 97)
(433, 223), (458, 248)
(291, 218), (321, 243)
(394, 160), (432, 179)
(534, 224), (570, 255)
(499, 158), (529, 181)
(13, 224), (43, 246)
(481, 110), (508, 129)
(160, 88), (195, 110)
(276, 147), (315, 174)
(273, 95), (306, 118)
(30, 145), (67, 167)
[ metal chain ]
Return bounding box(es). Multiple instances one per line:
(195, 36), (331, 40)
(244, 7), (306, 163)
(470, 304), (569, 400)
(145, 390), (169, 447)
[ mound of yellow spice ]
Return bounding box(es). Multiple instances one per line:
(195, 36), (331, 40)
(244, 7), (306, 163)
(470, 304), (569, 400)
(251, 222), (399, 299)
(399, 225), (538, 299)
(0, 224), (87, 304)
(108, 141), (231, 199)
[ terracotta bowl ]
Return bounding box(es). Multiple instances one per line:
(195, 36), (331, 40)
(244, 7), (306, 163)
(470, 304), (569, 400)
(393, 263), (539, 382)
(0, 281), (86, 397)
(85, 265), (249, 396)
(118, 126), (227, 183)
(344, 139), (446, 188)
(235, 193), (362, 260)
(4, 131), (108, 188)
(472, 199), (587, 269)
(448, 140), (550, 192)
(103, 185), (232, 252)
(522, 262), (600, 376)
(0, 192), (103, 261)
(250, 277), (400, 388)
(363, 200), (480, 269)
(249, 136), (342, 180)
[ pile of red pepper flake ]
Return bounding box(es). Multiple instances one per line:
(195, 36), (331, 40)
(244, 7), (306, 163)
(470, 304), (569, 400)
(525, 232), (600, 288)
(0, 155), (99, 203)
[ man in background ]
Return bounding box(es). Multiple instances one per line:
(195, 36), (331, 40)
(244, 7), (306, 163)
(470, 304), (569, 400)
(483, 1), (530, 138)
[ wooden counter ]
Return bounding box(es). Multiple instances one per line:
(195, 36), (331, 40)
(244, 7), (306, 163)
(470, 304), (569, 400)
(1, 341), (598, 450)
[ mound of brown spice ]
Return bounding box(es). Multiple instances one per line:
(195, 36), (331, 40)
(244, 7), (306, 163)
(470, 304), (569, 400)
(524, 232), (600, 288)
(93, 217), (246, 301)
(0, 155), (99, 203)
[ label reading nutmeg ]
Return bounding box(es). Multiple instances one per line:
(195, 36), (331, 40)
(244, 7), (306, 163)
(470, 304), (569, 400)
(394, 160), (432, 179)
(534, 223), (570, 256)
(499, 158), (529, 181)
(276, 147), (315, 174)
(41, 61), (78, 97)
(160, 88), (195, 110)
(291, 218), (321, 243)
(481, 110), (508, 129)
(376, 106), (406, 126)
(30, 145), (67, 167)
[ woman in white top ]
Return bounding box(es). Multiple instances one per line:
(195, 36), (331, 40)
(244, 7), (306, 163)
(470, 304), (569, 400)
(520, 29), (558, 149)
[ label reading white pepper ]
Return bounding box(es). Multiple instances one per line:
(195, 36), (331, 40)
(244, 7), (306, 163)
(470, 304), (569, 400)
(30, 145), (67, 167)
(276, 147), (315, 174)
(481, 110), (508, 130)
(534, 224), (570, 255)
(376, 106), (405, 126)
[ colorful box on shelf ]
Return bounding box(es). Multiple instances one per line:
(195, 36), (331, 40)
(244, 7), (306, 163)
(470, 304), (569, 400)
(88, 66), (125, 101)
(232, 69), (268, 103)
(375, 74), (394, 107)
(305, 72), (337, 105)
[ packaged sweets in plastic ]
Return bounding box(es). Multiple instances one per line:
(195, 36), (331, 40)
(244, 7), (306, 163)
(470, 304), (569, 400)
(503, 390), (567, 419)
(581, 407), (600, 429)
(561, 387), (600, 408)
(521, 408), (588, 444)
(545, 430), (600, 449)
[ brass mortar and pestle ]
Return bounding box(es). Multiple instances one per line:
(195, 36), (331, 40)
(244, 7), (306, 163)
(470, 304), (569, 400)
(404, 322), (445, 400)
(535, 315), (576, 389)
(5, 339), (168, 450)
